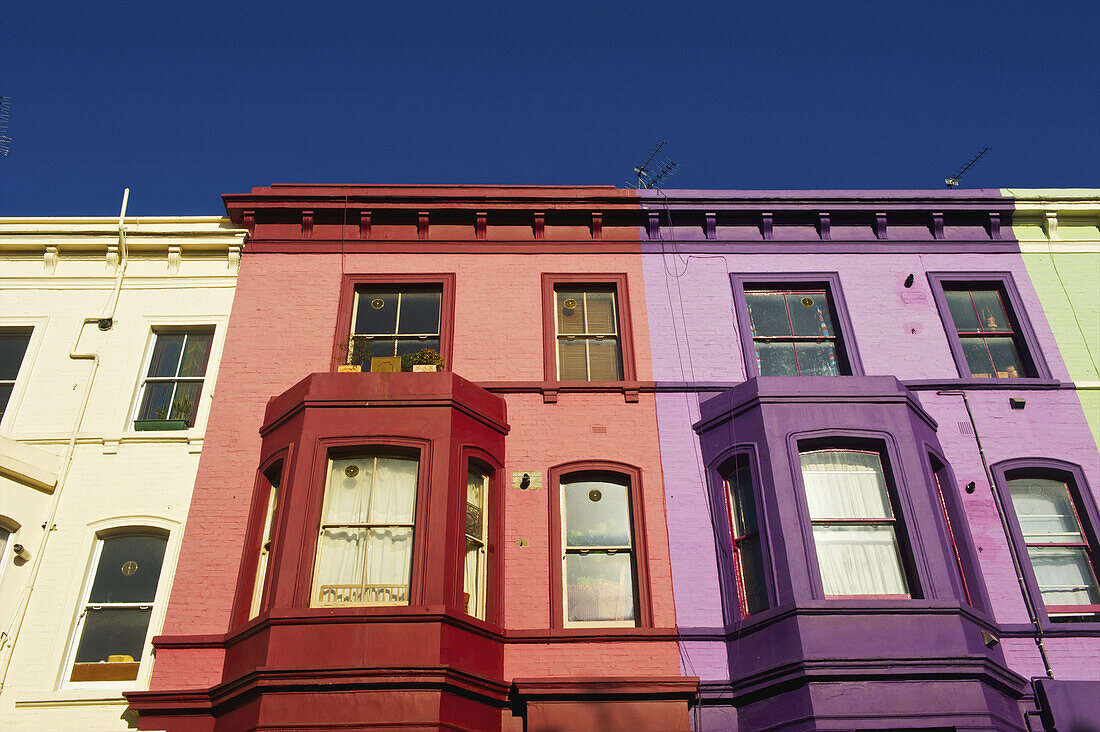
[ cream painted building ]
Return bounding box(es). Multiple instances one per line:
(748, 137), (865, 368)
(1008, 189), (1100, 448)
(0, 211), (245, 730)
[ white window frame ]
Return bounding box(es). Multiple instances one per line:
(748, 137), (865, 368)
(463, 465), (489, 620)
(249, 468), (281, 619)
(129, 326), (216, 431)
(0, 317), (46, 433)
(60, 527), (172, 690)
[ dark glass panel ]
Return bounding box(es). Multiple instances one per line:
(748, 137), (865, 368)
(739, 535), (769, 614)
(396, 337), (439, 357)
(945, 290), (982, 333)
(88, 535), (167, 603)
(0, 332), (31, 380)
(755, 342), (799, 376)
(0, 383), (13, 416)
(354, 290), (400, 335)
(745, 292), (790, 337)
(73, 607), (152, 664)
(177, 332), (213, 377)
(136, 382), (174, 420)
(794, 342), (840, 376)
(970, 290), (1012, 332)
(960, 338), (996, 377)
(170, 381), (203, 425)
(986, 336), (1026, 377)
(787, 292), (833, 337)
(396, 291), (441, 335)
(725, 461), (757, 537)
(147, 333), (184, 377)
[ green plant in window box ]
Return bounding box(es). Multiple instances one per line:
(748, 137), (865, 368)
(401, 348), (445, 373)
(134, 394), (194, 431)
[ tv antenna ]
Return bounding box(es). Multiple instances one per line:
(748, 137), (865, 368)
(632, 140), (679, 189)
(945, 146), (989, 188)
(0, 96), (11, 157)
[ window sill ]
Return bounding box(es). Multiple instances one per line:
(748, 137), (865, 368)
(14, 690), (131, 708)
(903, 377), (1064, 391)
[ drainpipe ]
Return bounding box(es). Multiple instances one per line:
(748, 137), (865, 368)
(0, 190), (130, 690)
(936, 389), (1054, 680)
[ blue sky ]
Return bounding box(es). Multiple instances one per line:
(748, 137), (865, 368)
(2, 0), (1097, 215)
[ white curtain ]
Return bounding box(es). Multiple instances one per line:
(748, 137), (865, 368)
(315, 455), (417, 604)
(800, 450), (909, 596)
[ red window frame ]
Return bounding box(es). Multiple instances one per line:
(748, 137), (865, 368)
(541, 274), (637, 383)
(722, 457), (768, 617)
(547, 461), (652, 630)
(331, 274), (456, 371)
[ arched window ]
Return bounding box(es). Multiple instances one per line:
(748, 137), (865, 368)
(66, 530), (169, 683)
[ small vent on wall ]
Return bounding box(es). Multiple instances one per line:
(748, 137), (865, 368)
(958, 421), (974, 435)
(591, 425), (607, 434)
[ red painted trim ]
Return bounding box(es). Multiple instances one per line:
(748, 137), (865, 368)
(547, 460), (653, 630)
(229, 446), (293, 628)
(512, 676), (698, 698)
(330, 273), (456, 371)
(540, 273), (638, 383)
(245, 240), (644, 254)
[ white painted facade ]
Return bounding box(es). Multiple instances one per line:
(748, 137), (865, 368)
(0, 215), (245, 730)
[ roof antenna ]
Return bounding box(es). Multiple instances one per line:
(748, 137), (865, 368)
(945, 147), (990, 188)
(631, 140), (679, 189)
(0, 96), (12, 156)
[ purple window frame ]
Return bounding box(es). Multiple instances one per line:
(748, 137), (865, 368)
(730, 273), (864, 379)
(927, 272), (1052, 384)
(991, 458), (1100, 630)
(925, 450), (990, 612)
(787, 430), (923, 601)
(712, 448), (773, 620)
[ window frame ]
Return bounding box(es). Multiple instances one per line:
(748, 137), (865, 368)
(541, 274), (638, 383)
(61, 526), (173, 690)
(730, 273), (864, 379)
(927, 272), (1052, 383)
(790, 433), (921, 601)
(129, 327), (216, 430)
(461, 450), (500, 623)
(247, 454), (287, 620)
(714, 448), (773, 620)
(548, 460), (652, 630)
(332, 274), (456, 372)
(925, 450), (989, 612)
(0, 321), (42, 430)
(991, 458), (1100, 627)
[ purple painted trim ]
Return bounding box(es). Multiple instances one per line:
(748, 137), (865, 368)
(729, 272), (865, 379)
(903, 378), (1065, 391)
(1034, 679), (1100, 732)
(640, 241), (1021, 254)
(818, 212), (830, 240)
(989, 458), (1100, 632)
(927, 271), (1053, 382)
(703, 444), (776, 622)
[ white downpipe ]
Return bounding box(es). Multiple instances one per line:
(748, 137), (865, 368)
(0, 190), (130, 690)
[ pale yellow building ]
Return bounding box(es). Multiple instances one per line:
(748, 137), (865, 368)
(0, 211), (245, 730)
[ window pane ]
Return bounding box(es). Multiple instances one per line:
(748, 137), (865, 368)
(177, 332), (213, 377)
(147, 333), (184, 377)
(169, 381), (203, 425)
(314, 527), (413, 605)
(1008, 478), (1086, 543)
(466, 469), (486, 541)
(73, 607), (152, 664)
(587, 338), (622, 380)
(755, 342), (799, 376)
(1027, 546), (1100, 606)
(396, 337), (439, 357)
(557, 338), (588, 380)
(787, 293), (834, 337)
(725, 463), (757, 538)
(585, 290), (618, 334)
(0, 332), (31, 380)
(396, 291), (441, 335)
(354, 290), (400, 335)
(137, 382), (174, 421)
(793, 342), (840, 376)
(969, 290), (1011, 333)
(557, 291), (586, 335)
(0, 383), (14, 416)
(565, 553), (635, 623)
(813, 525), (909, 596)
(89, 535), (167, 604)
(323, 456), (417, 525)
(464, 539), (484, 615)
(800, 450), (893, 520)
(945, 290), (982, 333)
(745, 292), (791, 337)
(564, 479), (631, 548)
(985, 336), (1025, 377)
(960, 338), (997, 378)
(739, 535), (769, 615)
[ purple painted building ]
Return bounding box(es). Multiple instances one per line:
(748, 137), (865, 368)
(639, 190), (1100, 730)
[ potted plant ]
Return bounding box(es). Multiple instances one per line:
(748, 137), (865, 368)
(134, 394), (193, 431)
(401, 348), (445, 373)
